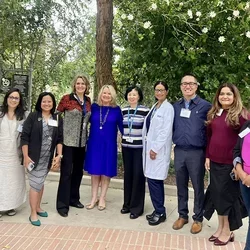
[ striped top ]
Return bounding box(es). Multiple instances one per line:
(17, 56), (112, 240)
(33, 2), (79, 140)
(122, 105), (149, 148)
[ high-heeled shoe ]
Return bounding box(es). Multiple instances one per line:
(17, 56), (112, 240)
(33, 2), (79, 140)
(214, 232), (234, 246)
(86, 200), (99, 210)
(208, 235), (217, 242)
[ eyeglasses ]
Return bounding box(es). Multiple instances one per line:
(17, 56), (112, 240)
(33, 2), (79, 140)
(154, 89), (166, 93)
(8, 96), (20, 101)
(181, 82), (197, 87)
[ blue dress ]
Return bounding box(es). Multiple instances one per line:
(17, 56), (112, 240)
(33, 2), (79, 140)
(84, 103), (123, 177)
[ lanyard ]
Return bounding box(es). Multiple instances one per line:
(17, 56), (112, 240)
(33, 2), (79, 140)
(74, 94), (86, 116)
(127, 105), (138, 135)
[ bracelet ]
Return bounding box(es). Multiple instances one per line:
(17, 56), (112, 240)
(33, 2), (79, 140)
(58, 155), (63, 159)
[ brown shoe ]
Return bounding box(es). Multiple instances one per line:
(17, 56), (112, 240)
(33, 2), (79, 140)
(190, 221), (202, 234)
(172, 217), (188, 230)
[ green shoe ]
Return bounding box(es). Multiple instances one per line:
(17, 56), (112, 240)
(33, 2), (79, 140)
(29, 216), (41, 226)
(37, 211), (48, 217)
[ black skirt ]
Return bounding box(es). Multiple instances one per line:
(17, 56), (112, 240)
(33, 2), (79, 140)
(203, 161), (247, 231)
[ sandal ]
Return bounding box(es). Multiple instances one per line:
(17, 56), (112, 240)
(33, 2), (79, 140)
(7, 209), (16, 216)
(86, 200), (99, 210)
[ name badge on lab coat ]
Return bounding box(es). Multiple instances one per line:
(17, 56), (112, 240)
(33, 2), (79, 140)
(180, 108), (191, 118)
(48, 119), (58, 127)
(239, 127), (250, 138)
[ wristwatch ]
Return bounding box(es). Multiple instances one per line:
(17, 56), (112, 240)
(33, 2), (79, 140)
(58, 155), (63, 159)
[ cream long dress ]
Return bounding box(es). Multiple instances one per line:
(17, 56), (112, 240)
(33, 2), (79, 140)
(0, 115), (26, 211)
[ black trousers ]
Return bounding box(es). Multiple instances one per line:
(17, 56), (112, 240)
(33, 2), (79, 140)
(56, 145), (85, 213)
(122, 147), (145, 215)
(174, 147), (205, 222)
(147, 178), (166, 215)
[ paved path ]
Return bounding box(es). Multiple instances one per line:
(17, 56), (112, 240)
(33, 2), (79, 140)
(0, 174), (247, 250)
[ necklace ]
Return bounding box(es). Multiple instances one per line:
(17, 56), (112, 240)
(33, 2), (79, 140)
(99, 106), (110, 129)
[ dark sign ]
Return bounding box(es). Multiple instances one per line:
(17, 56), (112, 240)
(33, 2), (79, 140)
(0, 74), (29, 107)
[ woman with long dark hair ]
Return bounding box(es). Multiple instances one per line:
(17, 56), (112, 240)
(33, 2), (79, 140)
(0, 88), (27, 217)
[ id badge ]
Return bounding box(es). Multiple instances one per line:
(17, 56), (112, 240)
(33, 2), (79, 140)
(48, 119), (58, 127)
(180, 108), (191, 118)
(126, 137), (133, 143)
(239, 127), (250, 138)
(17, 124), (23, 132)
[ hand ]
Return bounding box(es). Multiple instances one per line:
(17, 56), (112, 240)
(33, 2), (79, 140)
(242, 175), (250, 187)
(232, 168), (239, 181)
(51, 155), (61, 170)
(150, 150), (157, 160)
(235, 163), (248, 181)
(23, 156), (34, 169)
(205, 158), (210, 171)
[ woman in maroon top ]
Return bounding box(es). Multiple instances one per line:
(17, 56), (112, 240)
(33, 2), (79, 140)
(204, 83), (249, 246)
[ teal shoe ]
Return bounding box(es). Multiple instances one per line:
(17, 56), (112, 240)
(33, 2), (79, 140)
(37, 211), (48, 217)
(29, 216), (41, 226)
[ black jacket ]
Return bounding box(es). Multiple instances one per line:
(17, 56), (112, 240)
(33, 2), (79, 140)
(233, 120), (250, 164)
(21, 111), (63, 169)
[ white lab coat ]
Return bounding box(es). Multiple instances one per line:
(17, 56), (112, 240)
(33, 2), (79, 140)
(142, 99), (174, 180)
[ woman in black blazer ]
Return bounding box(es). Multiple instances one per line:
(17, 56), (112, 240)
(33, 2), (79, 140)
(21, 92), (63, 226)
(233, 120), (250, 250)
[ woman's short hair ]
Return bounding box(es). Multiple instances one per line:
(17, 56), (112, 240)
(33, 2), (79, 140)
(124, 86), (143, 102)
(35, 92), (57, 114)
(0, 88), (26, 120)
(71, 75), (90, 95)
(154, 81), (169, 91)
(97, 85), (117, 107)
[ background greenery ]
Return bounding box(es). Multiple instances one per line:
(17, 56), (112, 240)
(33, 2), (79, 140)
(1, 0), (250, 108)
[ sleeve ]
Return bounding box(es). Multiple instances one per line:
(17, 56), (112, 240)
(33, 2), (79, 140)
(20, 112), (34, 146)
(233, 121), (249, 166)
(151, 104), (174, 153)
(57, 95), (67, 112)
(205, 124), (212, 158)
(117, 106), (124, 135)
(56, 114), (64, 145)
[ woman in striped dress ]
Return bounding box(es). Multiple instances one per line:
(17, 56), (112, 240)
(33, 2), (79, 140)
(120, 86), (149, 219)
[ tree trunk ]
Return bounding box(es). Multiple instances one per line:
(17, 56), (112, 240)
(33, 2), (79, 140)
(96, 0), (116, 90)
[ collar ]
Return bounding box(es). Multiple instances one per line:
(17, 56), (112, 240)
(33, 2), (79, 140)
(179, 95), (199, 104)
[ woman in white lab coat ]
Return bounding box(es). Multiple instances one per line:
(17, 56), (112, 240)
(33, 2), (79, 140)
(142, 81), (174, 226)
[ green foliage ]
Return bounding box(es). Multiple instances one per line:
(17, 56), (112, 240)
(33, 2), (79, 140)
(114, 0), (250, 106)
(0, 0), (96, 107)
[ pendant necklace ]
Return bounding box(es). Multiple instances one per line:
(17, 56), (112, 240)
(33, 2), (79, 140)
(100, 106), (110, 129)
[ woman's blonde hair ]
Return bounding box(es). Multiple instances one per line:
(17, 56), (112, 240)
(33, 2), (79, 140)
(71, 75), (90, 95)
(207, 83), (248, 127)
(97, 85), (117, 107)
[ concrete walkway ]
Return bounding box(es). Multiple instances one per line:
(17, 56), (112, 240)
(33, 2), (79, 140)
(0, 173), (247, 250)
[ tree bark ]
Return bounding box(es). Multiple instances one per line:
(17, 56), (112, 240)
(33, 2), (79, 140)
(96, 0), (116, 90)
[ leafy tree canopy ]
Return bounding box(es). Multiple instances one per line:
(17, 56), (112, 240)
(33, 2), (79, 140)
(114, 0), (250, 106)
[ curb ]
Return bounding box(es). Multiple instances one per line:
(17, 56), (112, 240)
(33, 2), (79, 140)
(47, 172), (195, 199)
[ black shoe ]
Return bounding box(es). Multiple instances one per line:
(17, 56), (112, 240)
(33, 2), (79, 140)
(70, 201), (84, 209)
(130, 213), (142, 219)
(146, 211), (156, 221)
(148, 213), (166, 226)
(58, 210), (68, 217)
(120, 208), (130, 214)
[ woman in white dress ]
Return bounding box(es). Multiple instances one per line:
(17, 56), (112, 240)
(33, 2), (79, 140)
(0, 88), (27, 217)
